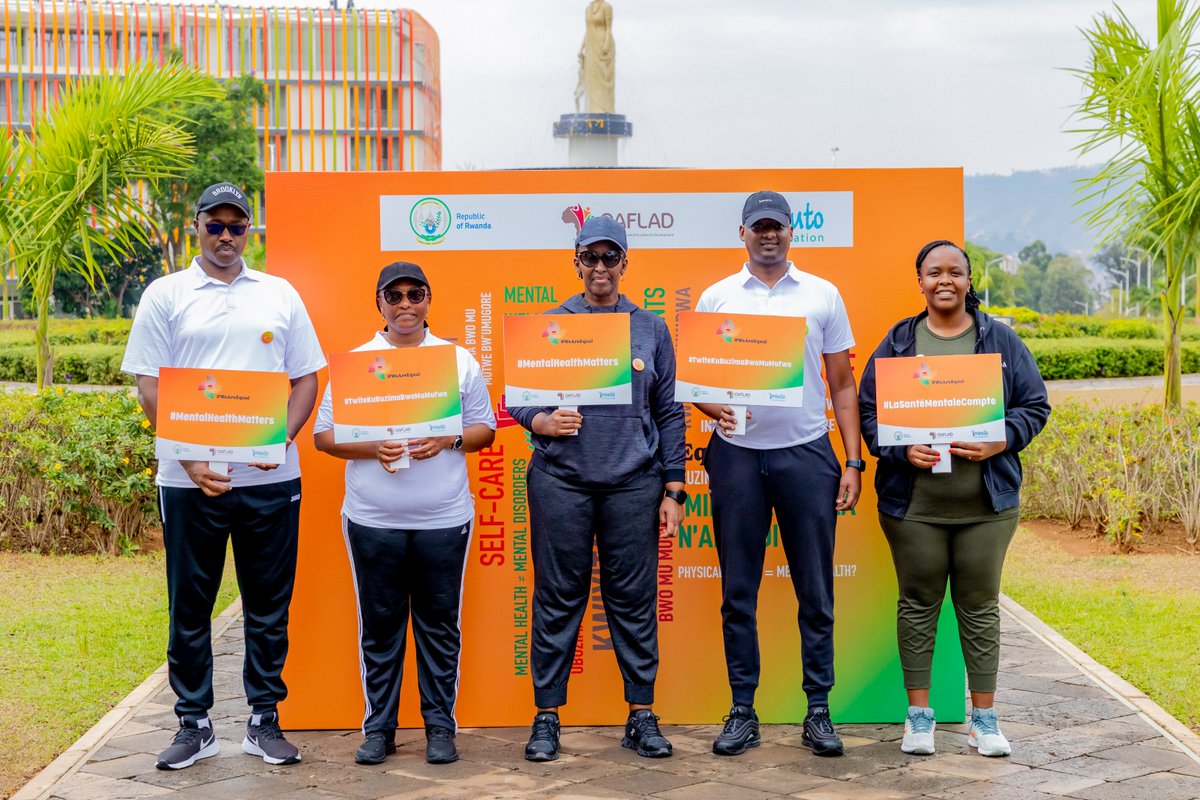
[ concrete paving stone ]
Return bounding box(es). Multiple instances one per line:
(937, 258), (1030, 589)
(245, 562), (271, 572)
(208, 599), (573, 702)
(1066, 771), (1200, 800)
(911, 753), (1029, 780)
(273, 766), (447, 799)
(986, 720), (1053, 741)
(718, 765), (835, 795)
(105, 728), (176, 755)
(924, 781), (1055, 800)
(654, 780), (779, 800)
(813, 723), (897, 742)
(1039, 697), (1134, 723)
(135, 710), (183, 731)
(995, 688), (1076, 708)
(828, 741), (946, 771)
(1004, 732), (1114, 767)
(558, 730), (627, 756)
(774, 732), (878, 750)
(724, 742), (820, 768)
(88, 745), (138, 763)
(50, 771), (172, 799)
(211, 638), (242, 656)
(991, 765), (1108, 795)
(793, 783), (916, 799)
(854, 764), (977, 795)
(585, 746), (715, 777)
(1061, 715), (1164, 744)
(134, 702), (176, 717)
(516, 785), (648, 800)
(165, 772), (301, 799)
(1037, 754), (1160, 782)
(776, 754), (891, 782)
(1173, 761), (1200, 778)
(997, 705), (1100, 730)
(465, 726), (537, 746)
(586, 766), (703, 795)
(131, 747), (263, 789)
(80, 752), (160, 779)
(1090, 742), (1197, 770)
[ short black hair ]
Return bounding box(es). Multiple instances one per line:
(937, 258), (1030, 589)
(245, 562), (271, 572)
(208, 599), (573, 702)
(915, 240), (981, 311)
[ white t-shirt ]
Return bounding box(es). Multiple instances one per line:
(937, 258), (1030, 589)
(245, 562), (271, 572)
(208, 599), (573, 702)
(122, 259), (326, 488)
(695, 263), (855, 450)
(314, 330), (496, 530)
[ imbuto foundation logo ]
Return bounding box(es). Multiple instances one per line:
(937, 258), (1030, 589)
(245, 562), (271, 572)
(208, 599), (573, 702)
(913, 362), (934, 386)
(543, 321), (562, 345)
(410, 197), (451, 245)
(368, 357), (388, 381)
(197, 375), (220, 399)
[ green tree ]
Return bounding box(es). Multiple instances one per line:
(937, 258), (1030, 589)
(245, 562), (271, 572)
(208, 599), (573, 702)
(1016, 261), (1047, 310)
(1019, 240), (1053, 271)
(1040, 255), (1096, 313)
(150, 73), (266, 273)
(1073, 0), (1200, 408)
(0, 62), (217, 387)
(31, 238), (162, 318)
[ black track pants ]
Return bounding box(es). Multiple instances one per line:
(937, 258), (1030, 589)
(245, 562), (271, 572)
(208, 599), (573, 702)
(528, 465), (662, 708)
(343, 518), (471, 733)
(704, 434), (841, 709)
(159, 478), (301, 719)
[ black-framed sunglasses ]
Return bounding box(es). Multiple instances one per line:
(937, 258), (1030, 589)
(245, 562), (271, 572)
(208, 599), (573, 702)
(576, 249), (624, 269)
(379, 287), (429, 305)
(203, 222), (249, 236)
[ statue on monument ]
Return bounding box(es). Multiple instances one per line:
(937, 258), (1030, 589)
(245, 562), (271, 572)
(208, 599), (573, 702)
(575, 0), (616, 114)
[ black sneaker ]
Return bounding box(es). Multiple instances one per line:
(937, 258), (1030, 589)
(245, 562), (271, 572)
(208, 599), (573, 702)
(712, 705), (760, 756)
(155, 716), (220, 770)
(242, 710), (301, 765)
(802, 706), (843, 757)
(621, 709), (672, 758)
(354, 731), (396, 765)
(524, 712), (560, 762)
(426, 725), (459, 764)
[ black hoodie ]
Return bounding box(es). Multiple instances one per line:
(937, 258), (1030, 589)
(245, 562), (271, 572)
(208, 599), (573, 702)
(858, 309), (1051, 518)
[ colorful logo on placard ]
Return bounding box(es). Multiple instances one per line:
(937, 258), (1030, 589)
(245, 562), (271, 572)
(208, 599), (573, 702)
(914, 362), (934, 386)
(368, 357), (388, 381)
(197, 375), (220, 399)
(543, 321), (562, 345)
(561, 204), (592, 235)
(716, 319), (738, 343)
(410, 197), (451, 245)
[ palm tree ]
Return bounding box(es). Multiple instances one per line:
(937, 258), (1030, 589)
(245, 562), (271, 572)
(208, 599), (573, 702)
(0, 61), (217, 388)
(1072, 0), (1200, 409)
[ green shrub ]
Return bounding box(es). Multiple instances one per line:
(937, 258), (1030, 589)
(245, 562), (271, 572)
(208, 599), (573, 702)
(0, 388), (157, 554)
(1025, 338), (1200, 380)
(982, 305), (1041, 325)
(1099, 318), (1161, 339)
(0, 344), (132, 385)
(0, 318), (131, 348)
(1023, 401), (1200, 549)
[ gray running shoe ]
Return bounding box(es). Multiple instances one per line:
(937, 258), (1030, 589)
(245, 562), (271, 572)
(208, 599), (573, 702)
(156, 716), (219, 770)
(241, 710), (301, 765)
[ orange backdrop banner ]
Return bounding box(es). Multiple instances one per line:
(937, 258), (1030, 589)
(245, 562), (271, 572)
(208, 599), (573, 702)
(269, 168), (967, 728)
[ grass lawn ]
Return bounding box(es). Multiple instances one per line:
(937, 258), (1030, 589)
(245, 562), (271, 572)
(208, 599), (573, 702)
(0, 552), (237, 799)
(1003, 522), (1200, 733)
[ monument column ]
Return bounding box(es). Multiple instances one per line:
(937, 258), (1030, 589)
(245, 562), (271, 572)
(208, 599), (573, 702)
(553, 0), (632, 167)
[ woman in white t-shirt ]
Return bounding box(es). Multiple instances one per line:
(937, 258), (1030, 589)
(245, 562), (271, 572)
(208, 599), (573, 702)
(313, 262), (496, 767)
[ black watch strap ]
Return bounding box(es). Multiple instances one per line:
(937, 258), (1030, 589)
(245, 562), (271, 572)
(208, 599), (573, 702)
(844, 459), (866, 472)
(664, 488), (688, 505)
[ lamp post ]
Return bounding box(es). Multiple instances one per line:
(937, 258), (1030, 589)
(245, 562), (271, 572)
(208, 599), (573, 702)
(1109, 268), (1129, 316)
(1073, 299), (1090, 316)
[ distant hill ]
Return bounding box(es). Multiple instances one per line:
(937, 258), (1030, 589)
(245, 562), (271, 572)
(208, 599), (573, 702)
(964, 166), (1103, 257)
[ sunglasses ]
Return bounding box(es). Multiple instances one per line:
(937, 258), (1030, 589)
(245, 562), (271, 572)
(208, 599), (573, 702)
(576, 249), (624, 269)
(380, 287), (428, 305)
(203, 222), (249, 236)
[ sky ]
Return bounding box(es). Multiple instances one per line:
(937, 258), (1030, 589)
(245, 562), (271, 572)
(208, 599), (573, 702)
(254, 0), (1159, 175)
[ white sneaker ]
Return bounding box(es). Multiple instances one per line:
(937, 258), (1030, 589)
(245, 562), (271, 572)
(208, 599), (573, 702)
(967, 707), (1011, 757)
(900, 706), (936, 755)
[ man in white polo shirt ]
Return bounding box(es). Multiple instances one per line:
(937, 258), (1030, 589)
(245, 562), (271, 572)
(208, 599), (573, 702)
(694, 190), (863, 758)
(122, 182), (325, 771)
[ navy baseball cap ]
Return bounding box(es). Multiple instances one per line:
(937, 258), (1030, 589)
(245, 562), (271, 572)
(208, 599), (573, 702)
(196, 182), (252, 218)
(376, 261), (430, 292)
(575, 215), (628, 252)
(742, 190), (792, 227)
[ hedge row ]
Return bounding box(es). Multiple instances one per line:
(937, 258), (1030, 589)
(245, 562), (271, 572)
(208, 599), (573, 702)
(0, 344), (134, 385)
(983, 307), (1200, 341)
(1025, 338), (1200, 380)
(0, 388), (157, 554)
(0, 318), (132, 347)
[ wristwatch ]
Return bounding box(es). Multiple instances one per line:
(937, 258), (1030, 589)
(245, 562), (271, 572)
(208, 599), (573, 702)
(664, 488), (688, 505)
(844, 459), (866, 472)
(452, 435), (464, 451)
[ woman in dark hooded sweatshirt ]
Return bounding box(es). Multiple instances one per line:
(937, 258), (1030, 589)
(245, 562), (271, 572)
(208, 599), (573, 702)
(858, 240), (1050, 759)
(508, 216), (686, 763)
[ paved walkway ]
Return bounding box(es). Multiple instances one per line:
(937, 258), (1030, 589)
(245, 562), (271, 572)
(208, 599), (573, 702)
(15, 600), (1200, 800)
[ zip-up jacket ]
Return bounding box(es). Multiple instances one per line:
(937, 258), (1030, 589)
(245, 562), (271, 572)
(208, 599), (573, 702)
(508, 294), (687, 489)
(858, 309), (1051, 518)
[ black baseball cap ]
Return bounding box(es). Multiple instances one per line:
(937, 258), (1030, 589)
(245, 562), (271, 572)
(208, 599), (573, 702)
(376, 261), (430, 292)
(575, 215), (628, 252)
(742, 190), (792, 227)
(195, 182), (252, 218)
